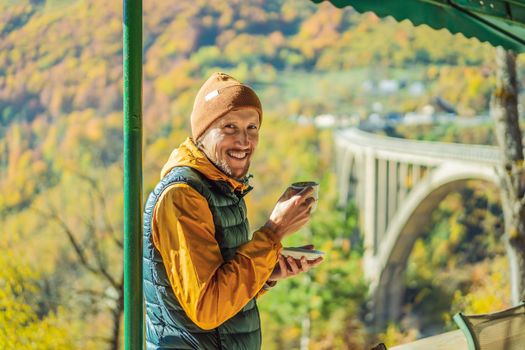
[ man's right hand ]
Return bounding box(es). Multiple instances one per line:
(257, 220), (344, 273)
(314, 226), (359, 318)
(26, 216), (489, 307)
(264, 186), (316, 240)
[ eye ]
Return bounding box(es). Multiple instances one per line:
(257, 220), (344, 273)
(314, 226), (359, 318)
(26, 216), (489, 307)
(248, 124), (258, 130)
(223, 124), (237, 133)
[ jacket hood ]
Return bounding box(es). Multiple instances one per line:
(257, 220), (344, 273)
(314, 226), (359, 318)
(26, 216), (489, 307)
(160, 138), (250, 192)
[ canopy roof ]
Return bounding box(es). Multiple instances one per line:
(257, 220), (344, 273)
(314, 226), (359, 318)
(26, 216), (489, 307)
(312, 0), (525, 52)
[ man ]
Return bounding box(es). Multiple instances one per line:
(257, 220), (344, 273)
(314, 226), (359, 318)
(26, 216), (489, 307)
(143, 72), (323, 350)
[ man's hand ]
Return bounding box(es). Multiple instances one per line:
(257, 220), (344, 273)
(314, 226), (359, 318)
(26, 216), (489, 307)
(268, 245), (323, 282)
(264, 186), (316, 239)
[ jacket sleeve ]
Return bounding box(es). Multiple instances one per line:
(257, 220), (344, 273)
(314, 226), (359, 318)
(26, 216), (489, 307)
(152, 183), (282, 330)
(255, 280), (278, 299)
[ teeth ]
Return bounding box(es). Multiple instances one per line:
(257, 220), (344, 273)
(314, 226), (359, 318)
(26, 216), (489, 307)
(228, 151), (247, 159)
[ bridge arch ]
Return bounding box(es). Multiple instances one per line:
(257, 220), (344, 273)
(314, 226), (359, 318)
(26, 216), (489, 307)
(370, 163), (501, 324)
(334, 128), (509, 326)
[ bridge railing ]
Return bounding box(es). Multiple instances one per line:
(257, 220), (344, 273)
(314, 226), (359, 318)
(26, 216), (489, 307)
(336, 128), (501, 165)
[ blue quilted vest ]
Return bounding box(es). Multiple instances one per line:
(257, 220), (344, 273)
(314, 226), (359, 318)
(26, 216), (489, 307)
(143, 166), (261, 350)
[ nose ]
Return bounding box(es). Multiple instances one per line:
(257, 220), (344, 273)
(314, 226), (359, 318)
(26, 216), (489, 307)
(237, 129), (250, 146)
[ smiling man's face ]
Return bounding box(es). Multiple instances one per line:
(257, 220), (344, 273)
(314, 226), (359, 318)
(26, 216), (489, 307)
(197, 108), (260, 179)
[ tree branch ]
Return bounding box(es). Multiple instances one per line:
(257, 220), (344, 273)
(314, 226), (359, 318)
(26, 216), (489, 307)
(32, 205), (101, 276)
(71, 170), (124, 249)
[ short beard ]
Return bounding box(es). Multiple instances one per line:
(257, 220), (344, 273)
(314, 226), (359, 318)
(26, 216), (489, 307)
(223, 160), (251, 180)
(214, 157), (234, 177)
(196, 132), (235, 178)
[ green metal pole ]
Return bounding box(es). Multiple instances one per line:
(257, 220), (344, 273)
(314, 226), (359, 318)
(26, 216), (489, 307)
(123, 0), (143, 349)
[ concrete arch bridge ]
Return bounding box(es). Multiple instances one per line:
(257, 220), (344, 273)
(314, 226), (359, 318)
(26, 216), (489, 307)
(334, 128), (504, 327)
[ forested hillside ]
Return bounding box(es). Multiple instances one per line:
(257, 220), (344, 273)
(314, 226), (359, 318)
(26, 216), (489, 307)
(1, 0), (521, 348)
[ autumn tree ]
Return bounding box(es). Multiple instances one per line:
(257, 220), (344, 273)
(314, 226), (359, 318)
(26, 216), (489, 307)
(0, 249), (73, 350)
(491, 48), (525, 304)
(32, 167), (124, 350)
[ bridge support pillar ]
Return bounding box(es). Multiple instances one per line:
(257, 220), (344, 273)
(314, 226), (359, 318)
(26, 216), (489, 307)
(377, 159), (388, 242)
(363, 148), (378, 294)
(373, 263), (406, 327)
(388, 160), (398, 225)
(398, 162), (409, 203)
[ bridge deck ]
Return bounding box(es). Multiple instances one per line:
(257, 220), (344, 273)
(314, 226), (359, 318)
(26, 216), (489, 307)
(337, 128), (501, 165)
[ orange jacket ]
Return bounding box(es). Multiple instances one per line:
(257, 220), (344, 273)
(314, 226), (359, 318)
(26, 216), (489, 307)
(151, 138), (282, 330)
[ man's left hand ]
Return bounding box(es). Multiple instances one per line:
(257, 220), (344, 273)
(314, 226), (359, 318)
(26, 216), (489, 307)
(268, 245), (323, 282)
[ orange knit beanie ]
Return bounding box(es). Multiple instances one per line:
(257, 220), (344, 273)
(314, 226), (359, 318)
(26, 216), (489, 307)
(190, 72), (263, 141)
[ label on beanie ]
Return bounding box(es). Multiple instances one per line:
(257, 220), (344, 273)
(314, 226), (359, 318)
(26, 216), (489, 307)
(205, 89), (219, 102)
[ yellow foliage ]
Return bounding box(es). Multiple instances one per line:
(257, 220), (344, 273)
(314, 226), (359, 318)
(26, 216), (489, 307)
(380, 323), (418, 348)
(0, 252), (74, 350)
(84, 118), (103, 142)
(449, 218), (464, 246)
(451, 256), (510, 315)
(408, 239), (433, 281)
